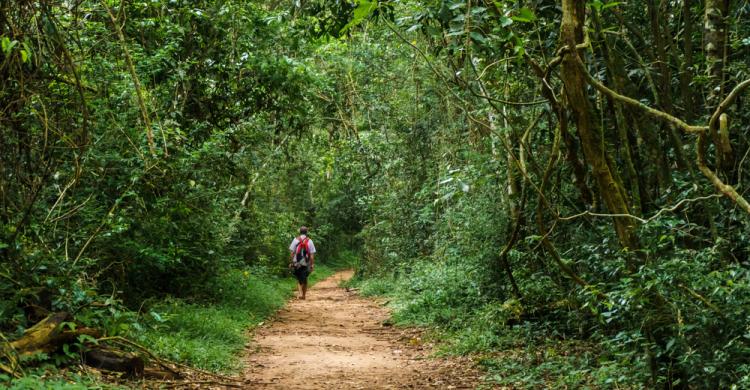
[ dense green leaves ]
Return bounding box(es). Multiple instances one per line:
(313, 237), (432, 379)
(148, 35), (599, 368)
(2, 0), (750, 388)
(326, 0), (750, 388)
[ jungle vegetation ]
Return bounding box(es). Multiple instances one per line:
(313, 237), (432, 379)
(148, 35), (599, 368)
(1, 0), (750, 388)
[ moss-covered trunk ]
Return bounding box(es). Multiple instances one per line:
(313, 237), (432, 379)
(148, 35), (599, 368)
(559, 0), (638, 252)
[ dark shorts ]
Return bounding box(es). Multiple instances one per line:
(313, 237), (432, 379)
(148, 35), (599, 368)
(293, 265), (309, 284)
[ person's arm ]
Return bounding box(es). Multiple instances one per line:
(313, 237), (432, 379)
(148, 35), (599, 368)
(288, 238), (297, 268)
(308, 240), (316, 272)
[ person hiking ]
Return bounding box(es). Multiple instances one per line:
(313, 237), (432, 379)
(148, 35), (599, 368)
(289, 226), (316, 300)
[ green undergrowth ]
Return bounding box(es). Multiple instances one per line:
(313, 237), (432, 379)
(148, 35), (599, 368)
(2, 369), (125, 389)
(134, 264), (338, 373)
(351, 262), (637, 389)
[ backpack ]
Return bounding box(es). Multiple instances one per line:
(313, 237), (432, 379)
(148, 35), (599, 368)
(293, 236), (310, 267)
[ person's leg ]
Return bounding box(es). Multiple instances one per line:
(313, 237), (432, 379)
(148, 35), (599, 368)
(294, 268), (305, 299)
(300, 266), (310, 299)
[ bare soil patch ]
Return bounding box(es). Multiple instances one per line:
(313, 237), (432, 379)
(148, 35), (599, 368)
(240, 270), (484, 389)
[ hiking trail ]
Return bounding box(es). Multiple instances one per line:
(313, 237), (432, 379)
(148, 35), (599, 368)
(240, 270), (483, 389)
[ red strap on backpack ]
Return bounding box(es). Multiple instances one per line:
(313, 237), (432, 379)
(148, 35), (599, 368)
(296, 236), (309, 256)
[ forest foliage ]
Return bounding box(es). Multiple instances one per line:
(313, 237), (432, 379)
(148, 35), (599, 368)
(2, 0), (750, 388)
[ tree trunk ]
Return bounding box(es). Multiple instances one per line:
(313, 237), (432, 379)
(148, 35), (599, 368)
(485, 77), (522, 300)
(559, 0), (639, 252)
(704, 0), (734, 173)
(678, 0), (697, 122)
(618, 30), (674, 194)
(525, 56), (594, 207)
(648, 0), (691, 172)
(592, 10), (642, 215)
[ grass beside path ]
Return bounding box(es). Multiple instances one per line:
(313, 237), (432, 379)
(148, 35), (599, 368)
(134, 262), (340, 373)
(349, 263), (621, 389)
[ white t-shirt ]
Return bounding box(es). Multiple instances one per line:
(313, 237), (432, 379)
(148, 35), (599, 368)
(289, 235), (316, 256)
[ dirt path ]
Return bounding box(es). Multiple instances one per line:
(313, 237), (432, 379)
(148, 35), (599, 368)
(241, 270), (483, 389)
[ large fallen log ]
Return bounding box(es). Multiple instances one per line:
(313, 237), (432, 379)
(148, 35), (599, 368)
(8, 312), (70, 356)
(3, 313), (145, 376)
(3, 313), (195, 381)
(6, 312), (101, 357)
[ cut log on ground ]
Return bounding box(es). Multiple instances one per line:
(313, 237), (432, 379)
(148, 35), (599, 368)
(84, 348), (145, 378)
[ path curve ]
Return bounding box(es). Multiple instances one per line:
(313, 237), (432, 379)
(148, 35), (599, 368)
(241, 270), (483, 389)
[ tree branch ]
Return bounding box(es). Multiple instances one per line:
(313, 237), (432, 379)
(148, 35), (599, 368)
(571, 51), (707, 134)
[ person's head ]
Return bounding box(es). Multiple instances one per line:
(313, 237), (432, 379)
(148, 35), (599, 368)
(299, 226), (308, 235)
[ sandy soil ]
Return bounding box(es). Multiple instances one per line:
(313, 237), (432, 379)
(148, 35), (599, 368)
(240, 270), (484, 389)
